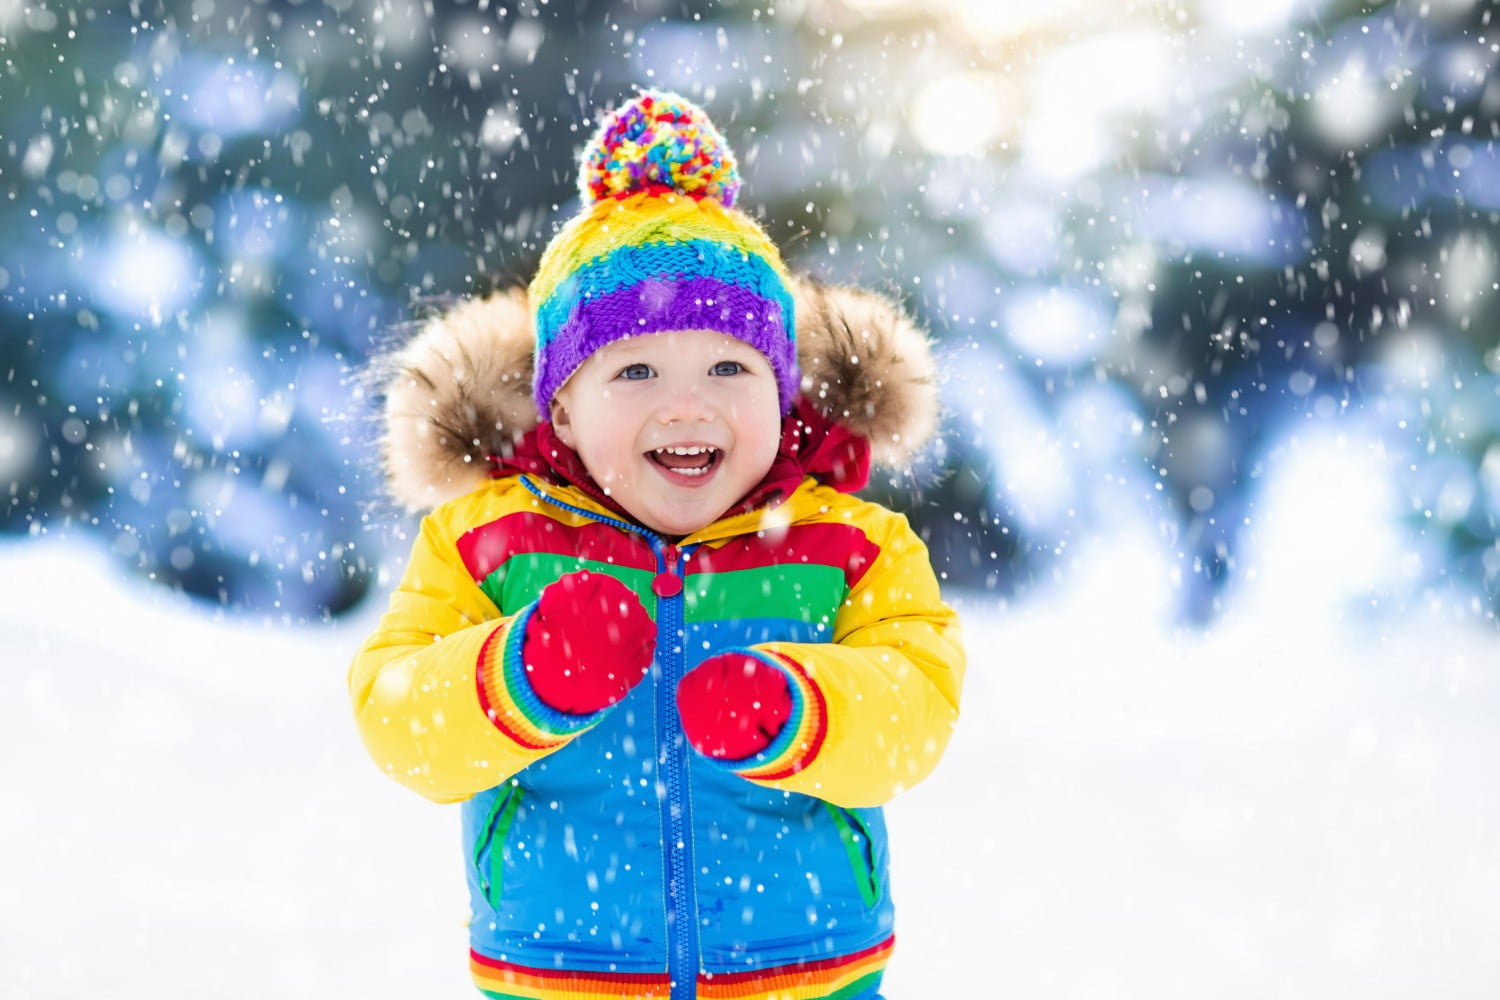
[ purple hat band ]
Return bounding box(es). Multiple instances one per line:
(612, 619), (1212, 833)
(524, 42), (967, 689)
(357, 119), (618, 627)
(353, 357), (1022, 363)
(533, 275), (798, 414)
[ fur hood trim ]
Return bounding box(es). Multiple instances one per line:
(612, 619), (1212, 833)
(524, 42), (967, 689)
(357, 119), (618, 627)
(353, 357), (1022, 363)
(377, 278), (938, 511)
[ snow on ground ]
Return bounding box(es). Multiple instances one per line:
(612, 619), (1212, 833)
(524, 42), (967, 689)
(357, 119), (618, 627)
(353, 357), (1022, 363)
(3, 532), (1498, 998)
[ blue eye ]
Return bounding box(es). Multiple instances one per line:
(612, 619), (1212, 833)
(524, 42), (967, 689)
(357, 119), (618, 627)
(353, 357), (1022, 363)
(711, 361), (745, 376)
(617, 363), (655, 380)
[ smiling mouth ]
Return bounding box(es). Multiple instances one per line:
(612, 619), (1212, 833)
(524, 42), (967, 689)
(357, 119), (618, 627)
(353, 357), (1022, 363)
(647, 445), (721, 478)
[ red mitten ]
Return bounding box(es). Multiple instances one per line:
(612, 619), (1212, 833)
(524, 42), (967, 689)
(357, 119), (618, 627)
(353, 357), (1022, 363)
(521, 571), (655, 715)
(676, 652), (794, 761)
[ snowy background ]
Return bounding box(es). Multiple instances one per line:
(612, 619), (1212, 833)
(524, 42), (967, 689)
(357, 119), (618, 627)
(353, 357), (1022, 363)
(5, 0), (1500, 995)
(6, 500), (1500, 997)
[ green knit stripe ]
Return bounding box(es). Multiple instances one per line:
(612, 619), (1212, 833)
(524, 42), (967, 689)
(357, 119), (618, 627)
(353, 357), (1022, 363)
(683, 564), (845, 624)
(480, 552), (656, 615)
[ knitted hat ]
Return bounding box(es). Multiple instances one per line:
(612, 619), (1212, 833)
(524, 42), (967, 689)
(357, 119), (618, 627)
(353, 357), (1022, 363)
(528, 90), (798, 414)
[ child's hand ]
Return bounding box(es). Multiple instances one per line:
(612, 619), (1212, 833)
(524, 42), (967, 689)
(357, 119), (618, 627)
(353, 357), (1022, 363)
(521, 571), (655, 715)
(676, 652), (793, 761)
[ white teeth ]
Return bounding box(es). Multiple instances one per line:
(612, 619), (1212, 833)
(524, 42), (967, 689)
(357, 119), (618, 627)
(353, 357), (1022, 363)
(654, 445), (718, 456)
(649, 444), (718, 477)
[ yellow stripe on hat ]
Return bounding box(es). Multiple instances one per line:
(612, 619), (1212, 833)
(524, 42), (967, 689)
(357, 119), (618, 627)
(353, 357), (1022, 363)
(529, 191), (788, 308)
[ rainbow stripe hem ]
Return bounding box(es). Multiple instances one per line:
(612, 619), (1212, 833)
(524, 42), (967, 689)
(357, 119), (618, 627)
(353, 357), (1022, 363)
(471, 934), (893, 999)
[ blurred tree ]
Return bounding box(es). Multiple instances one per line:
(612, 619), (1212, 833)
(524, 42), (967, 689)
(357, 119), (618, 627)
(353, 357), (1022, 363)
(2, 0), (1495, 623)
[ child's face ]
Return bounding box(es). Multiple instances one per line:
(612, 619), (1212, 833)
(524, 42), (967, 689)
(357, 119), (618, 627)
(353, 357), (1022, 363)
(550, 329), (783, 537)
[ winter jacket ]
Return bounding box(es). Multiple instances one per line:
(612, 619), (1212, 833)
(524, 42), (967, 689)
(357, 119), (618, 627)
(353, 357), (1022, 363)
(350, 280), (965, 1000)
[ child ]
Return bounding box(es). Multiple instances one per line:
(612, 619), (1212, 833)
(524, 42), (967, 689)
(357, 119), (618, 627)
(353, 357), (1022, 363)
(350, 91), (965, 1000)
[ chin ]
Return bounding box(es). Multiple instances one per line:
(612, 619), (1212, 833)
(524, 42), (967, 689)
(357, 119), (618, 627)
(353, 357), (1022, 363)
(642, 504), (722, 538)
(647, 515), (714, 537)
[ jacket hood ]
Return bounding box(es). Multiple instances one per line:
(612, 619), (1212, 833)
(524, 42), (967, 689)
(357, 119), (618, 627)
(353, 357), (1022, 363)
(375, 277), (939, 512)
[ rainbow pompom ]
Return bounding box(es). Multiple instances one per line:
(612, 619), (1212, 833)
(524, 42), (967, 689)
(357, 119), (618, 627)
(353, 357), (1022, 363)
(579, 90), (741, 208)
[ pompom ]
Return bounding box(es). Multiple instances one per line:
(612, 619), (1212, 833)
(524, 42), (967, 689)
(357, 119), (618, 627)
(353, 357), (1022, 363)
(579, 90), (740, 207)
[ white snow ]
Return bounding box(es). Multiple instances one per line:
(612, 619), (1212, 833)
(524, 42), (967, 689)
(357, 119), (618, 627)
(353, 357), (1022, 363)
(4, 532), (1498, 997)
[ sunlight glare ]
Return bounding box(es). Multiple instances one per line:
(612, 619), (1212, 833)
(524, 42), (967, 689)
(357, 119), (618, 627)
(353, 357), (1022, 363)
(1021, 30), (1175, 178)
(909, 73), (1020, 157)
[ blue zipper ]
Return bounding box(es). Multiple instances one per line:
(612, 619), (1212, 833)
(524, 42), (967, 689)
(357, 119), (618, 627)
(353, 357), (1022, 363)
(516, 477), (700, 998)
(649, 535), (699, 999)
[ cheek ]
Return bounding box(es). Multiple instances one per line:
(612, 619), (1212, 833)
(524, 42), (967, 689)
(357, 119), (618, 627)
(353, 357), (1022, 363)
(737, 399), (783, 467)
(750, 425), (781, 468)
(573, 418), (641, 481)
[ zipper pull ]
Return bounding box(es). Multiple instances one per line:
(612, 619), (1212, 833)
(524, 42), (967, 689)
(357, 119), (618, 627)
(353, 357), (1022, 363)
(653, 543), (683, 598)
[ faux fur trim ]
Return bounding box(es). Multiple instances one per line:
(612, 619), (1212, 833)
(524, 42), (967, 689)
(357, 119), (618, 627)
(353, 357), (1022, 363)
(375, 278), (939, 511)
(792, 279), (938, 469)
(379, 288), (537, 511)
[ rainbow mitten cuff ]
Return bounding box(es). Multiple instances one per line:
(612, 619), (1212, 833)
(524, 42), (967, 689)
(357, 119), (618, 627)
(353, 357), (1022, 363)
(529, 90), (798, 412)
(474, 603), (610, 749)
(698, 648), (828, 781)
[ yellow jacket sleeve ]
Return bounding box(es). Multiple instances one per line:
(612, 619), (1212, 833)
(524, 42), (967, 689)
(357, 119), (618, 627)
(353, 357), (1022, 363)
(348, 504), (599, 804)
(737, 508), (965, 809)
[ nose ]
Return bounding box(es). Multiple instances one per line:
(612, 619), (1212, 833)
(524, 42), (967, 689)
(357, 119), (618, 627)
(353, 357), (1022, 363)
(656, 380), (715, 425)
